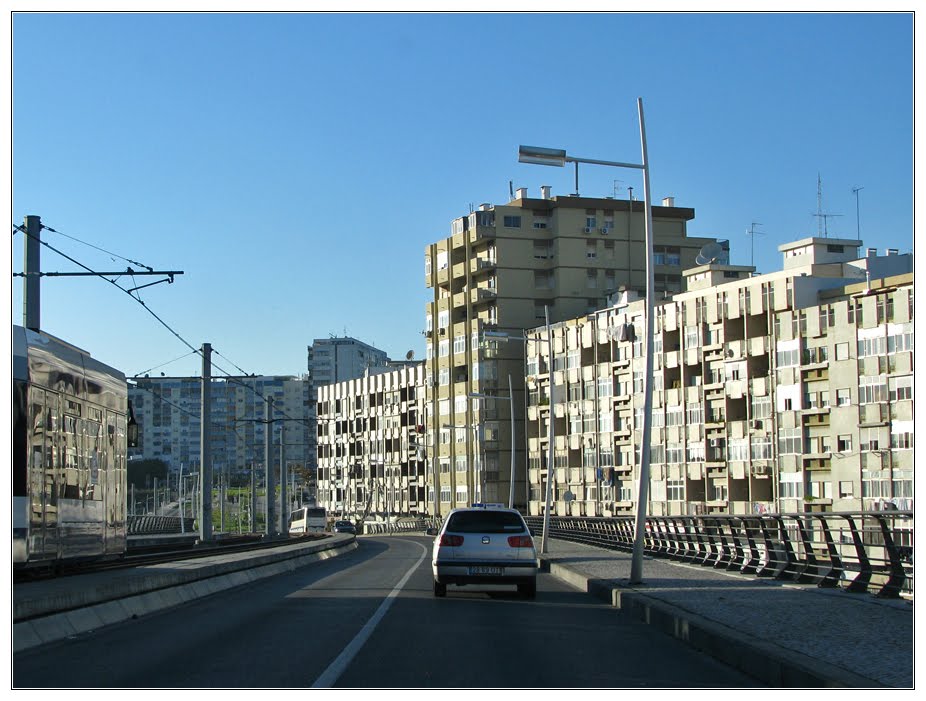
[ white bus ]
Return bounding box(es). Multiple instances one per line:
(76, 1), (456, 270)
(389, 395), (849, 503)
(289, 506), (327, 534)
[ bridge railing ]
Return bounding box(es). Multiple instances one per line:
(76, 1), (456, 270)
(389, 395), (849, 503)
(127, 515), (196, 535)
(524, 511), (913, 599)
(361, 518), (436, 535)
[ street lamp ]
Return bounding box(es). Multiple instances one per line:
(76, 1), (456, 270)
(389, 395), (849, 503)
(517, 97), (656, 582)
(470, 374), (516, 509)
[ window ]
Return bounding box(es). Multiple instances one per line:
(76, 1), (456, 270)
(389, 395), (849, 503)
(859, 376), (887, 404)
(837, 435), (853, 453)
(778, 428), (802, 455)
(779, 472), (803, 499)
(687, 442), (705, 462)
(666, 479), (685, 501)
(751, 435), (772, 460)
(752, 395), (772, 419)
(891, 421), (913, 450)
(453, 334), (466, 355)
(835, 342), (850, 361)
(666, 443), (684, 464)
(889, 376), (913, 402)
(836, 388), (851, 407)
(686, 402), (703, 425)
(586, 270), (598, 288)
(666, 405), (684, 427)
(727, 438), (749, 462)
(586, 242), (597, 259)
(861, 470), (889, 499)
(455, 456), (467, 472)
(503, 215), (521, 228)
(860, 427), (881, 452)
(684, 326), (700, 349)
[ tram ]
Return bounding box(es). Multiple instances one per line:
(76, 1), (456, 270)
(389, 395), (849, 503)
(13, 325), (133, 567)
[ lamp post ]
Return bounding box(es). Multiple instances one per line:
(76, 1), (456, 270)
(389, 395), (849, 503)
(470, 374), (516, 509)
(517, 97), (656, 581)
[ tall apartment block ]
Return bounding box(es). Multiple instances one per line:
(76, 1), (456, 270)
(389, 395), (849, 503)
(305, 337), (391, 478)
(423, 187), (724, 515)
(522, 238), (913, 521)
(315, 363), (426, 519)
(129, 375), (311, 485)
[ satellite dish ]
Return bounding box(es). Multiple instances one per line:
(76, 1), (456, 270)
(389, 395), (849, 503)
(696, 242), (724, 265)
(405, 350), (415, 361)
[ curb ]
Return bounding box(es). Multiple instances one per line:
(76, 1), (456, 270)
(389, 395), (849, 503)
(14, 539), (358, 653)
(545, 559), (887, 688)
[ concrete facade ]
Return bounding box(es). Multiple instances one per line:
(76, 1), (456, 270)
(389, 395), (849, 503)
(423, 189), (724, 515)
(521, 239), (913, 530)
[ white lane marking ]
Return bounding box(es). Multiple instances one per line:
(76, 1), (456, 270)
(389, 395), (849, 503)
(311, 539), (428, 688)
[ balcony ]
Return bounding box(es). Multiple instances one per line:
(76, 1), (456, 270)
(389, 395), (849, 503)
(470, 287), (497, 305)
(469, 224), (496, 243)
(470, 257), (496, 274)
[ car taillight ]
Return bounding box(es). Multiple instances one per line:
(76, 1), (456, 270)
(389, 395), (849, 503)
(507, 535), (534, 548)
(440, 534), (464, 547)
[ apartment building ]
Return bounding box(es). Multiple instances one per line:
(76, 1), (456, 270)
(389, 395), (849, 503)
(129, 375), (311, 485)
(522, 237), (913, 518)
(305, 337), (391, 475)
(423, 187), (724, 515)
(315, 363), (427, 519)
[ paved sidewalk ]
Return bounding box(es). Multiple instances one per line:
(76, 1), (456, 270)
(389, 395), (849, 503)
(540, 538), (913, 688)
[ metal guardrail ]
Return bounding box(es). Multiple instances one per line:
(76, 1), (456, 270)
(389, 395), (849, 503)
(525, 511), (913, 599)
(361, 519), (436, 535)
(127, 515), (196, 535)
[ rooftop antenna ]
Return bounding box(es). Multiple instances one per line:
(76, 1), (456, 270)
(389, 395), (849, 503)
(747, 222), (765, 268)
(613, 179), (623, 198)
(509, 180), (514, 200)
(852, 185), (864, 239)
(813, 173), (842, 238)
(405, 350), (415, 361)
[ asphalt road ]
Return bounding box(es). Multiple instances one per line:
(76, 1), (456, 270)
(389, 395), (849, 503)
(13, 536), (763, 688)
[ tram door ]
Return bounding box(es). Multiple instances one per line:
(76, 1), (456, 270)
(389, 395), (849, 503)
(28, 388), (59, 559)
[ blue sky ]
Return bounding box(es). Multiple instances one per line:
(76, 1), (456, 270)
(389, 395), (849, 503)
(10, 12), (915, 378)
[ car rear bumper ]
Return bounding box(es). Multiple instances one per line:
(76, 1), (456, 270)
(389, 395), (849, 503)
(433, 559), (539, 584)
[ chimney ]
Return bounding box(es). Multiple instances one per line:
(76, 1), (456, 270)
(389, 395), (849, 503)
(479, 203), (491, 211)
(516, 187), (528, 199)
(887, 248), (899, 256)
(541, 185), (551, 200)
(867, 247), (877, 257)
(661, 196), (675, 207)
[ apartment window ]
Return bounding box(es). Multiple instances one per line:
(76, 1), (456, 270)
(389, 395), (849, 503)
(438, 340), (449, 357)
(861, 470), (889, 499)
(839, 481), (854, 498)
(534, 271), (553, 289)
(778, 427), (802, 455)
(893, 469), (913, 499)
(751, 435), (772, 460)
(597, 376), (612, 398)
(836, 388), (851, 407)
(503, 215), (521, 228)
(860, 427), (882, 452)
(533, 241), (552, 259)
(779, 473), (803, 499)
(727, 438), (749, 462)
(586, 241), (597, 259)
(598, 411), (613, 433)
(887, 324), (913, 353)
(453, 334), (466, 355)
(687, 442), (705, 462)
(891, 425), (913, 450)
(439, 486), (452, 503)
(438, 368), (450, 386)
(455, 485), (468, 503)
(666, 480), (685, 501)
(586, 216), (597, 229)
(425, 256), (432, 276)
(752, 395), (772, 419)
(454, 395), (467, 413)
(677, 400), (699, 426)
(857, 334), (886, 358)
(859, 376), (887, 404)
(438, 400), (450, 416)
(666, 443), (684, 464)
(666, 405), (684, 427)
(889, 376), (913, 402)
(587, 270), (598, 288)
(684, 325), (700, 349)
(603, 240), (615, 259)
(837, 434), (853, 453)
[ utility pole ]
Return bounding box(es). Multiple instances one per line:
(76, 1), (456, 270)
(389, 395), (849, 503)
(265, 396), (276, 536)
(200, 343), (213, 542)
(279, 422), (288, 534)
(23, 215), (41, 331)
(852, 186), (864, 239)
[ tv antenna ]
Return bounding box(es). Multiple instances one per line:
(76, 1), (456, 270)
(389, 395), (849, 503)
(851, 185), (864, 238)
(695, 242), (724, 266)
(747, 222), (765, 268)
(813, 173), (842, 238)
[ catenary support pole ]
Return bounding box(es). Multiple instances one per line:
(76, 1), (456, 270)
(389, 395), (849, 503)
(200, 343), (213, 542)
(23, 215), (41, 331)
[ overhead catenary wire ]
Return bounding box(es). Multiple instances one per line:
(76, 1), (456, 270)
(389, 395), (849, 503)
(15, 221), (308, 427)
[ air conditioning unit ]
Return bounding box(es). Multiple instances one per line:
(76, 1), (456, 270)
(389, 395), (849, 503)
(753, 420), (763, 430)
(600, 227), (610, 235)
(584, 227), (593, 234)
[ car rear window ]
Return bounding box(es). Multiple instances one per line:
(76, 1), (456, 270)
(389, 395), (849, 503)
(445, 511), (526, 534)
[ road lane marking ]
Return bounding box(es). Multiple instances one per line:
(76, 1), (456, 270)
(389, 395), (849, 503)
(311, 540), (428, 688)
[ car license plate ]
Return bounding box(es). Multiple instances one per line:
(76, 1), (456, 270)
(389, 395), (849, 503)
(468, 566), (503, 576)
